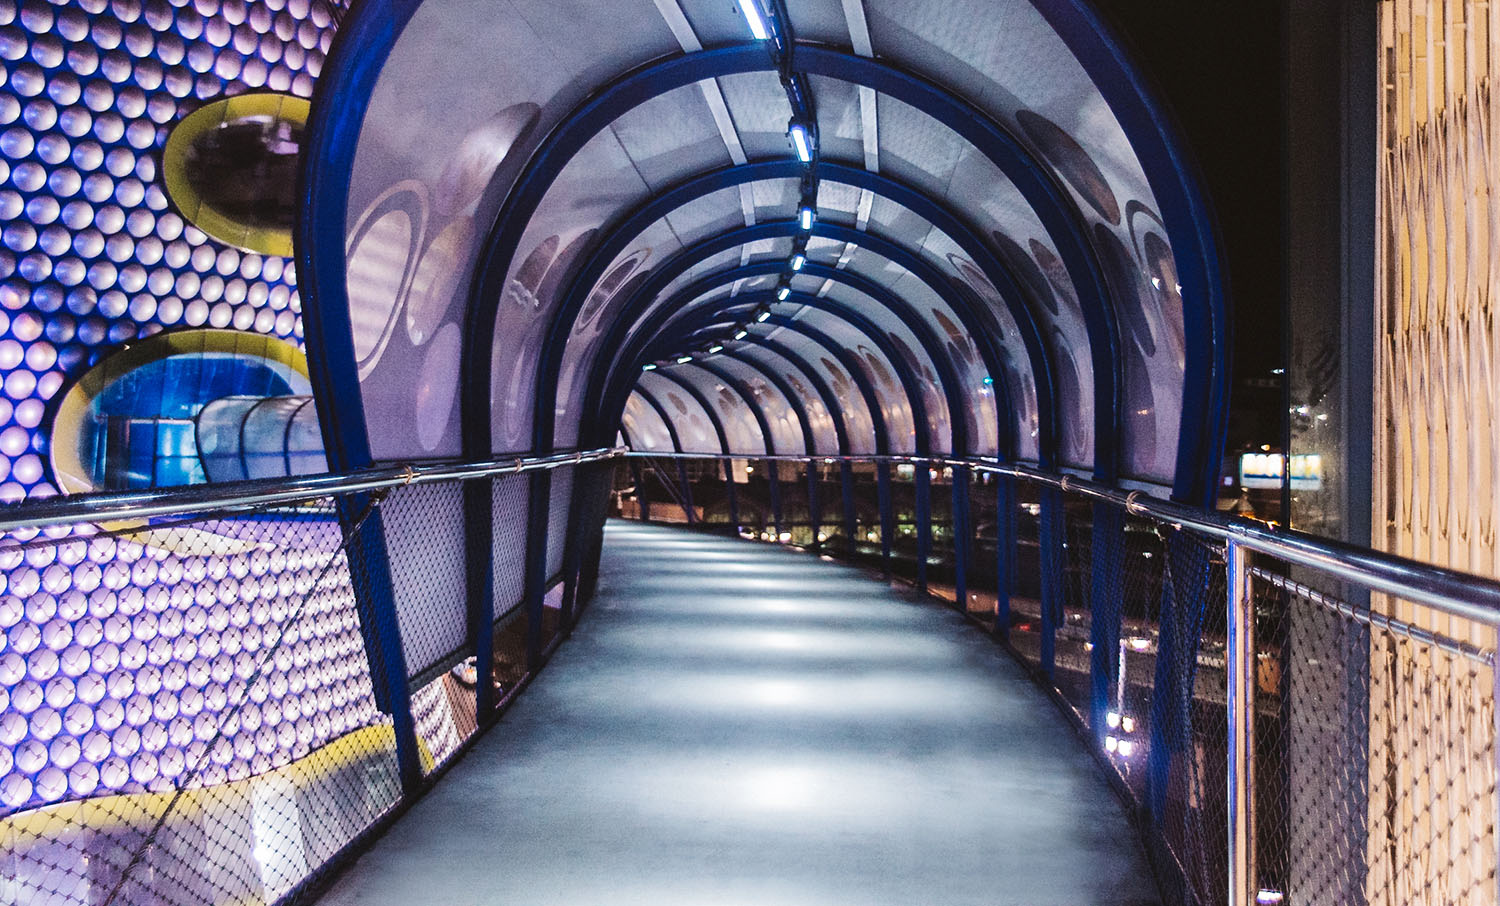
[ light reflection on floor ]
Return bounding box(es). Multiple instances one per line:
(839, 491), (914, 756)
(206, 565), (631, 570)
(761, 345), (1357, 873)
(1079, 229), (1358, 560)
(317, 521), (1160, 906)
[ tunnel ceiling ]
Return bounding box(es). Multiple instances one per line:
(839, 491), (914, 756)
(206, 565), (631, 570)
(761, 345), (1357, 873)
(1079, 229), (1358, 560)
(302, 0), (1229, 503)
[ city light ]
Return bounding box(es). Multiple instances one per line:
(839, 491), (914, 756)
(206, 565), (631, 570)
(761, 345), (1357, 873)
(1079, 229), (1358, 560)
(777, 287), (790, 301)
(791, 254), (805, 271)
(799, 206), (815, 230)
(642, 363), (656, 371)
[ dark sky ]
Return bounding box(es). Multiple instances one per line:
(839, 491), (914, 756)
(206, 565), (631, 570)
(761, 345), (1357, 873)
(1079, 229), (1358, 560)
(1091, 0), (1285, 445)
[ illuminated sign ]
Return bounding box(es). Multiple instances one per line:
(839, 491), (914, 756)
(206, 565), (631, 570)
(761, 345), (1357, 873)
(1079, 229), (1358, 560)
(1240, 453), (1323, 490)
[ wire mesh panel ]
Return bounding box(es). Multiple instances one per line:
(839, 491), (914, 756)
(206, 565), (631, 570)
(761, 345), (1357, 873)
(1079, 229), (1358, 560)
(0, 498), (400, 906)
(379, 481), (470, 682)
(546, 468), (574, 582)
(1248, 569), (1497, 906)
(490, 475), (530, 614)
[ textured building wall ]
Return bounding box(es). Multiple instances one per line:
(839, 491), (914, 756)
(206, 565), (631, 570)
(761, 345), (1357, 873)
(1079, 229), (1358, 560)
(1377, 2), (1498, 903)
(0, 0), (346, 502)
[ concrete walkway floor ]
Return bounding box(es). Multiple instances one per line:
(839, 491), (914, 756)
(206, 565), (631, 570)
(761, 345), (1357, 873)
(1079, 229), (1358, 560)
(316, 521), (1161, 906)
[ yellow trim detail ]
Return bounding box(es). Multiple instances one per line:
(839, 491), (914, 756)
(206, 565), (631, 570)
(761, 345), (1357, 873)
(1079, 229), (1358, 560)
(49, 328), (311, 497)
(0, 723), (429, 846)
(162, 93), (309, 257)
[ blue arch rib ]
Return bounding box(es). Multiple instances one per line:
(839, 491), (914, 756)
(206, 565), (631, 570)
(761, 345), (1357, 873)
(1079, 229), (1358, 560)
(585, 221), (1013, 460)
(644, 289), (967, 456)
(703, 352), (818, 458)
(644, 258), (1020, 458)
(729, 341), (856, 457)
(631, 385), (686, 454)
(301, 15), (1225, 499)
(629, 304), (932, 457)
(447, 46), (1117, 475)
(542, 159), (1044, 466)
(1028, 0), (1228, 504)
(646, 370), (731, 456)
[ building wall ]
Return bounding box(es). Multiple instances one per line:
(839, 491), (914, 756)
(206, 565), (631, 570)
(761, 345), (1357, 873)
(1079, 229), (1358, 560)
(1377, 3), (1497, 903)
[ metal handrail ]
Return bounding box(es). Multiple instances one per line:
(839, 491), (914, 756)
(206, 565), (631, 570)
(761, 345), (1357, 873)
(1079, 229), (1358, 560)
(0, 446), (626, 532)
(623, 450), (1500, 626)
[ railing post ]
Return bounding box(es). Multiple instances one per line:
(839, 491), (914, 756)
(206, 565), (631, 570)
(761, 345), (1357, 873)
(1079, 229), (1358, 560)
(1089, 502), (1125, 743)
(953, 463), (971, 612)
(676, 459), (696, 523)
(807, 460), (822, 548)
(876, 461), (894, 575)
(995, 471), (1015, 637)
(915, 462), (932, 592)
(724, 458), (740, 530)
(1038, 484), (1064, 678)
(1226, 539), (1255, 906)
(840, 461), (857, 557)
(768, 459), (784, 539)
(631, 459), (649, 521)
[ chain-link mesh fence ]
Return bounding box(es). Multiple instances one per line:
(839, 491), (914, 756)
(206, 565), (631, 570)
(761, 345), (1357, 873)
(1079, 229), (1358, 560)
(612, 454), (1500, 906)
(0, 458), (612, 906)
(1248, 568), (1497, 906)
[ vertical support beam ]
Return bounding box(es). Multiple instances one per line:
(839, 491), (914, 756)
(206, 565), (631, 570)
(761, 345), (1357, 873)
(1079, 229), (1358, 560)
(953, 464), (971, 612)
(631, 459), (649, 521)
(676, 460), (696, 523)
(463, 480), (497, 720)
(807, 461), (822, 547)
(915, 462), (932, 592)
(995, 473), (1015, 637)
(1226, 540), (1255, 906)
(560, 462), (602, 628)
(724, 458), (739, 529)
(1089, 502), (1126, 743)
(841, 461), (857, 555)
(522, 472), (552, 667)
(876, 461), (894, 575)
(340, 500), (421, 793)
(769, 459), (785, 539)
(1038, 484), (1064, 679)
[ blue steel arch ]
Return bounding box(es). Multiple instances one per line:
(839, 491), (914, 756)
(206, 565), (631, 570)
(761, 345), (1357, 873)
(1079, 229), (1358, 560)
(447, 44), (1123, 476)
(643, 289), (969, 456)
(647, 370), (732, 456)
(299, 5), (1228, 503)
(699, 353), (818, 459)
(585, 221), (1015, 461)
(728, 341), (857, 458)
(538, 159), (1040, 460)
(631, 385), (687, 455)
(636, 257), (1020, 458)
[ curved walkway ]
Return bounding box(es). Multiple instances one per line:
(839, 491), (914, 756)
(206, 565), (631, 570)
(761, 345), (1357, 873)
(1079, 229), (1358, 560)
(317, 521), (1161, 905)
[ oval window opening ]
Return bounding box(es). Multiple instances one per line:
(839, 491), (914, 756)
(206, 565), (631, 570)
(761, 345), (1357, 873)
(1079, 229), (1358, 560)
(163, 94), (309, 256)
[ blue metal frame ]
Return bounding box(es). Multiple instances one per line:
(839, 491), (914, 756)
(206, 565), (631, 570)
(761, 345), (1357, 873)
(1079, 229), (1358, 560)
(734, 330), (872, 553)
(449, 44), (1124, 473)
(627, 314), (897, 566)
(650, 369), (740, 528)
(633, 386), (696, 523)
(715, 350), (821, 540)
(586, 220), (1043, 458)
(1028, 0), (1229, 505)
(672, 361), (783, 534)
(641, 304), (935, 586)
(294, 0), (424, 783)
(544, 159), (1044, 464)
(647, 290), (964, 454)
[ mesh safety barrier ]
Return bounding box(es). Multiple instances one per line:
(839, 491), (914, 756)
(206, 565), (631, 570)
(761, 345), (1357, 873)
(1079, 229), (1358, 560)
(618, 454), (1500, 906)
(0, 456), (614, 906)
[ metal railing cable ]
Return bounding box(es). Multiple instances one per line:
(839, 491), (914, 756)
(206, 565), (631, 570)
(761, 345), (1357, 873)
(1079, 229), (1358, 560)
(622, 450), (1500, 906)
